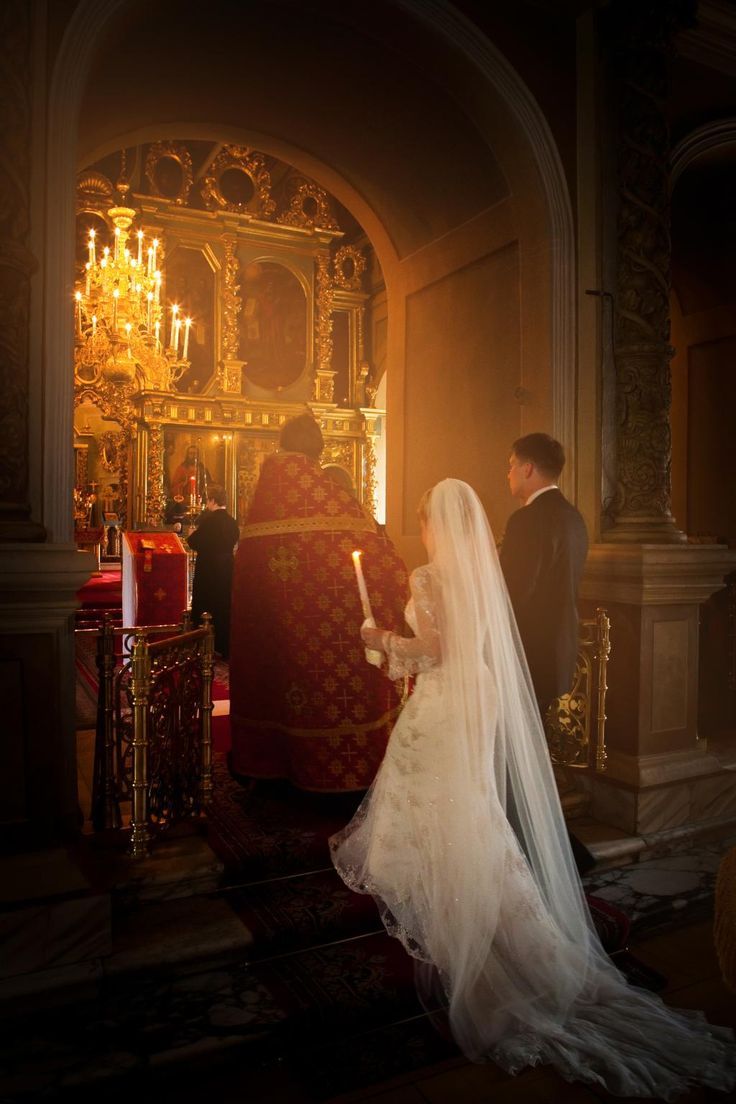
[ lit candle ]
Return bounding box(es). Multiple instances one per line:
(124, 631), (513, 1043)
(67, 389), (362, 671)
(112, 287), (119, 331)
(154, 271), (161, 303)
(173, 317), (181, 354)
(74, 290), (83, 337)
(88, 229), (96, 265)
(125, 321), (132, 356)
(151, 238), (158, 271)
(182, 317), (192, 359)
(154, 319), (160, 350)
(147, 291), (153, 331)
(351, 550), (373, 621)
(92, 314), (97, 336)
(137, 229), (143, 266)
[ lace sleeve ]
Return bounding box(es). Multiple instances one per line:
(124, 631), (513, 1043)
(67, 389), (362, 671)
(383, 566), (441, 679)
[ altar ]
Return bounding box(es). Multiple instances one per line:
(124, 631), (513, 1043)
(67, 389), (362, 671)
(72, 141), (387, 542)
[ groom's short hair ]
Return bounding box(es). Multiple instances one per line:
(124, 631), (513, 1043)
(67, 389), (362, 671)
(512, 433), (565, 479)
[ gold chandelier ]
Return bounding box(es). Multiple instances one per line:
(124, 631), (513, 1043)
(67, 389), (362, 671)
(74, 178), (192, 390)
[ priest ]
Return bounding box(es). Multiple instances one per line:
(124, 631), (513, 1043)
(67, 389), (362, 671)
(229, 413), (408, 792)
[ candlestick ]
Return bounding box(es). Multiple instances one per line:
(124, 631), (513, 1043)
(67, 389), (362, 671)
(114, 226), (120, 261)
(125, 322), (132, 357)
(183, 317), (192, 360)
(147, 291), (153, 331)
(112, 287), (119, 331)
(170, 304), (179, 349)
(88, 229), (96, 265)
(85, 261), (91, 295)
(351, 550), (373, 621)
(151, 238), (158, 272)
(154, 319), (160, 350)
(173, 317), (181, 354)
(74, 291), (83, 337)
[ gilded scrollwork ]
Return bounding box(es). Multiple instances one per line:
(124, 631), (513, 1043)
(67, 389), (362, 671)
(144, 141), (193, 206)
(222, 236), (241, 360)
(545, 608), (610, 771)
(313, 250), (335, 402)
(278, 178), (339, 231)
(76, 171), (114, 218)
(333, 244), (366, 291)
(201, 146), (276, 219)
(362, 435), (377, 512)
(145, 422), (167, 527)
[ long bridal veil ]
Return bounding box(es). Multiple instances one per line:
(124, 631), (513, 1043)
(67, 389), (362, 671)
(332, 478), (735, 1099)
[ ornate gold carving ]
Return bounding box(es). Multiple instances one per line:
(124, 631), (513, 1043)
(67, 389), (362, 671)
(222, 235), (241, 360)
(546, 608), (610, 771)
(145, 422), (166, 527)
(76, 171), (114, 216)
(201, 145), (276, 219)
(322, 441), (354, 471)
(363, 435), (377, 512)
(278, 178), (339, 231)
(144, 140), (193, 206)
(97, 429), (126, 473)
(314, 250), (335, 402)
(333, 244), (366, 291)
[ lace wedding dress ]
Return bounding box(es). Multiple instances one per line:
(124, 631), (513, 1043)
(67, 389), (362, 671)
(330, 479), (735, 1100)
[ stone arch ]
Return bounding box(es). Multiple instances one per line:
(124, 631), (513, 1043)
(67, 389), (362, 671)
(45, 0), (575, 549)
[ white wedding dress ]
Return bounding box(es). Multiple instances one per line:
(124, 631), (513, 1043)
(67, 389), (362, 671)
(330, 479), (735, 1100)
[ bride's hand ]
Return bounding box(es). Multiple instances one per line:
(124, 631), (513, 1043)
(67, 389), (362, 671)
(361, 624), (387, 651)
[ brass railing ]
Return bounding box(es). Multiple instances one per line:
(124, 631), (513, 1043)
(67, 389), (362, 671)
(545, 607), (611, 772)
(91, 612), (215, 857)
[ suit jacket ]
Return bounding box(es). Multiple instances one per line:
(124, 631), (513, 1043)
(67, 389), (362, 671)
(500, 489), (588, 711)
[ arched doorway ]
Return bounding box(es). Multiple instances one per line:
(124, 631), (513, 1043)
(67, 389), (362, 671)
(46, 0), (575, 568)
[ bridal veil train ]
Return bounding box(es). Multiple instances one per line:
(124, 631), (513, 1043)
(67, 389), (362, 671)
(330, 478), (735, 1100)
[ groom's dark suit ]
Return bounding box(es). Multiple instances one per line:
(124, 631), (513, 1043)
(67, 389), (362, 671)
(500, 488), (588, 713)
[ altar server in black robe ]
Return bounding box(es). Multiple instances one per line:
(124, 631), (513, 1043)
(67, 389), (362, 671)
(188, 486), (240, 657)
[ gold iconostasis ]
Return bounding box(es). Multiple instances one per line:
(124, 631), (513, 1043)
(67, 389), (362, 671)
(73, 139), (387, 552)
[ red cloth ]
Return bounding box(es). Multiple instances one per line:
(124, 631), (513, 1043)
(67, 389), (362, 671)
(230, 452), (409, 792)
(122, 531), (188, 627)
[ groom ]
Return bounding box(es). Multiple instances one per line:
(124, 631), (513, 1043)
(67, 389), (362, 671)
(500, 433), (588, 715)
(500, 433), (594, 874)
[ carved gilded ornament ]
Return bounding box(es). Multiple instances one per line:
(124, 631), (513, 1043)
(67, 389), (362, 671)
(201, 146), (276, 220)
(221, 236), (241, 361)
(314, 251), (335, 402)
(322, 441), (354, 471)
(76, 171), (114, 218)
(144, 141), (193, 206)
(278, 178), (340, 231)
(333, 245), (366, 291)
(145, 422), (167, 527)
(362, 436), (377, 513)
(545, 608), (609, 772)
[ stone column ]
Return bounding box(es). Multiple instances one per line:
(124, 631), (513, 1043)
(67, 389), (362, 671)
(604, 0), (692, 544)
(0, 3), (95, 848)
(582, 1), (736, 839)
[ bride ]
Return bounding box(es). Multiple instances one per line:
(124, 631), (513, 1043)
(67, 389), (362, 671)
(330, 478), (735, 1099)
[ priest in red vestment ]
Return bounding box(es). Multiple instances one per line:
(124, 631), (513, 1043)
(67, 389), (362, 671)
(229, 414), (409, 792)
